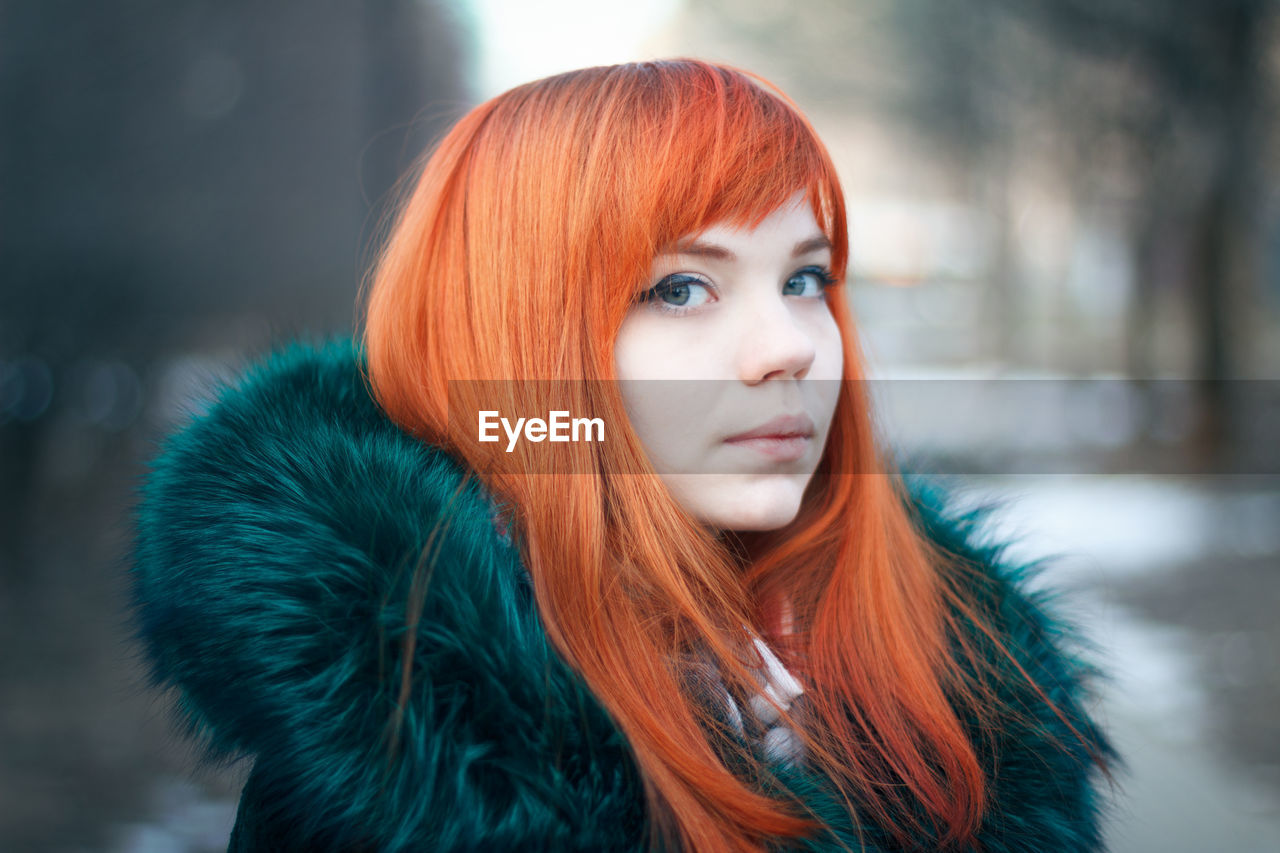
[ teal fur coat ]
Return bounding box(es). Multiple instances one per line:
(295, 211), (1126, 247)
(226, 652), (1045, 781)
(130, 340), (1118, 852)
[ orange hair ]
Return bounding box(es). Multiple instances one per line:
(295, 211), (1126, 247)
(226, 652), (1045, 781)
(362, 60), (1091, 852)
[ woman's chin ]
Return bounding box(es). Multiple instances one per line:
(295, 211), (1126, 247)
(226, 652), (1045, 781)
(666, 473), (808, 533)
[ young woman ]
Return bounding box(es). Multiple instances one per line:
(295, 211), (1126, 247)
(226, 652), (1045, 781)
(132, 60), (1118, 851)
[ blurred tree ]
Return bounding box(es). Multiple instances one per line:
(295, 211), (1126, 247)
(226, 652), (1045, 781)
(0, 3), (471, 847)
(0, 0), (471, 580)
(972, 0), (1274, 461)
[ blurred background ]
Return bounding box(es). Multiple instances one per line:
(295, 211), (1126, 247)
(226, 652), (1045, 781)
(1, 1), (1277, 850)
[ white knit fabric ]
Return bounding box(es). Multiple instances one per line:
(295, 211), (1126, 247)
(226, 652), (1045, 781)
(718, 634), (806, 766)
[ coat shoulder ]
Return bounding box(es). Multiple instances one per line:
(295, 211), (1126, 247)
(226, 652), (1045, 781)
(904, 474), (1122, 852)
(131, 339), (646, 851)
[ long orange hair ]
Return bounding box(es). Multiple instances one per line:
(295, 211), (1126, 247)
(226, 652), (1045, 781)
(362, 60), (1084, 852)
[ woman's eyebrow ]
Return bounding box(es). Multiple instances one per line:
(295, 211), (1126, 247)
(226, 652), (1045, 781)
(658, 235), (832, 260)
(793, 235), (831, 256)
(661, 239), (735, 260)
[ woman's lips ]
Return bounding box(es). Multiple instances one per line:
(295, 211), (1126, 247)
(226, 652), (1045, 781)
(723, 414), (815, 462)
(723, 434), (811, 462)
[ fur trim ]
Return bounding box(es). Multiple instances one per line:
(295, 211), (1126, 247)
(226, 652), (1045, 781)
(130, 340), (1117, 851)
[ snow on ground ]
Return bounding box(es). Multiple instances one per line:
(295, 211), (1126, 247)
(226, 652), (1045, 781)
(960, 474), (1280, 853)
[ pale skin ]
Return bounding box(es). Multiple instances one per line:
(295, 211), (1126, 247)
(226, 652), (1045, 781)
(614, 193), (844, 532)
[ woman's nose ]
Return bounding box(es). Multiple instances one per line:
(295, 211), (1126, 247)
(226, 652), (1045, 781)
(736, 299), (817, 383)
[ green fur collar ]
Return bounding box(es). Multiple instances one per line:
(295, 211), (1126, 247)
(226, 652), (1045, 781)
(130, 339), (1117, 851)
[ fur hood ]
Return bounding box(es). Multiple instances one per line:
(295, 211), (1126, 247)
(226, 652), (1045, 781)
(130, 339), (1118, 851)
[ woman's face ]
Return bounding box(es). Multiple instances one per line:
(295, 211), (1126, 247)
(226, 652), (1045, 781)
(614, 193), (844, 532)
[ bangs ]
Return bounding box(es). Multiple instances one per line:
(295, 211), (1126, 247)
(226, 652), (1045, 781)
(619, 61), (846, 270)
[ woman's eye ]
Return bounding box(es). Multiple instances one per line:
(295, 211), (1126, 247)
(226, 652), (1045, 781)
(637, 274), (715, 313)
(783, 266), (838, 298)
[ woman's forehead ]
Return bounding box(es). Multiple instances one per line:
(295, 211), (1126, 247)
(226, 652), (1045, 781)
(670, 193), (824, 248)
